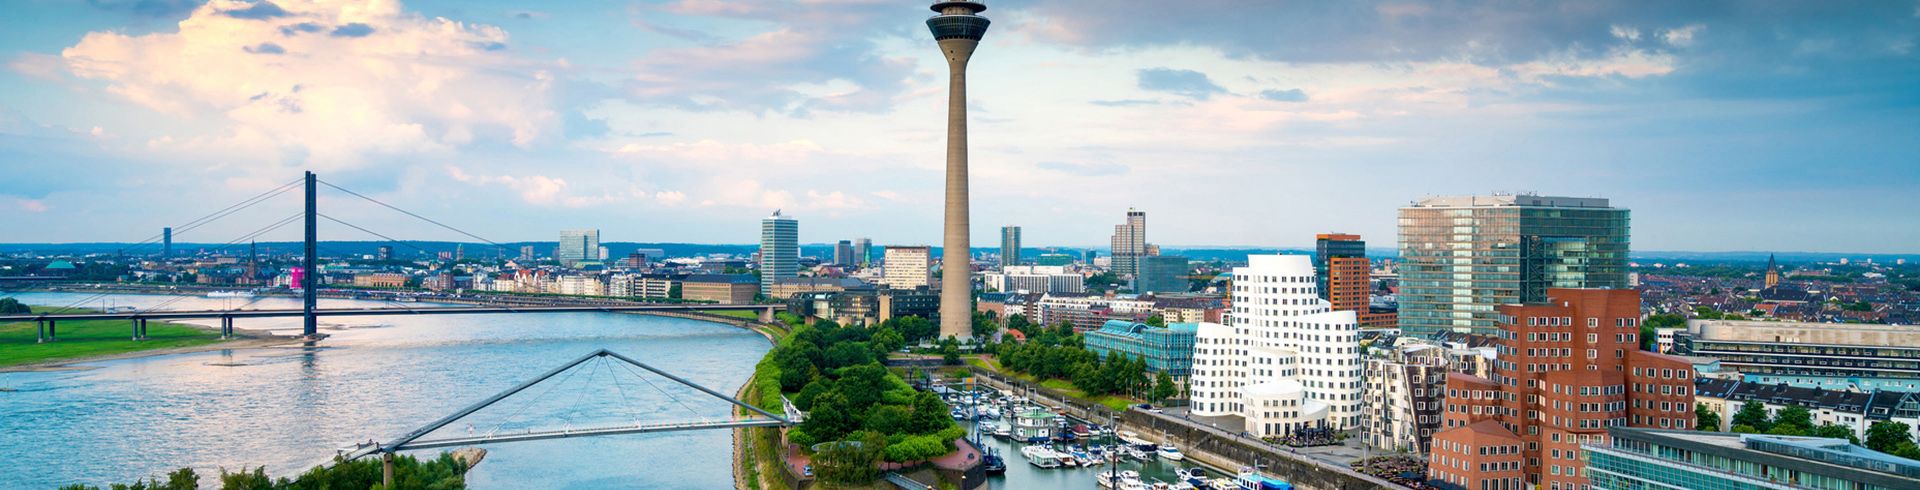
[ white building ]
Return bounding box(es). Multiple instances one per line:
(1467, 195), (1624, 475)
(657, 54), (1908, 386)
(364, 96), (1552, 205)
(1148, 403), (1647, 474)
(1190, 255), (1363, 435)
(553, 275), (606, 297)
(1362, 344), (1448, 454)
(609, 274), (674, 299)
(881, 246), (932, 290)
(984, 265), (1085, 294)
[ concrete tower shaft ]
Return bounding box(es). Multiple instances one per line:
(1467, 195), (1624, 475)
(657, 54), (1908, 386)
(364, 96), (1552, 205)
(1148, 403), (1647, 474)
(928, 1), (988, 340)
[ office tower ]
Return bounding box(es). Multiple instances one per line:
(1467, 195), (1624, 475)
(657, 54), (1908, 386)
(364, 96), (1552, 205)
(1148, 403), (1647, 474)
(834, 240), (855, 266)
(377, 245), (392, 261)
(1000, 226), (1021, 267)
(854, 238), (873, 266)
(1314, 233), (1393, 327)
(1190, 255), (1363, 434)
(1135, 255), (1189, 294)
(760, 211), (799, 296)
(556, 229), (600, 267)
(928, 0), (990, 340)
(1110, 208), (1147, 277)
(162, 227), (172, 258)
(518, 245), (535, 262)
(1425, 289), (1696, 490)
(882, 246), (933, 291)
(1764, 254), (1781, 289)
(455, 244), (464, 261)
(1398, 194), (1630, 337)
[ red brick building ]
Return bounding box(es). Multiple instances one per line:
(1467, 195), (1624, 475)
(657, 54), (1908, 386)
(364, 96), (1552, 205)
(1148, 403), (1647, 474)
(1427, 288), (1696, 490)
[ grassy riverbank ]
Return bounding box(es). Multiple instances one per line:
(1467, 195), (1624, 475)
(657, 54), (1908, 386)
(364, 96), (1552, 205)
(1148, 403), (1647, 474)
(0, 306), (229, 368)
(965, 356), (1138, 411)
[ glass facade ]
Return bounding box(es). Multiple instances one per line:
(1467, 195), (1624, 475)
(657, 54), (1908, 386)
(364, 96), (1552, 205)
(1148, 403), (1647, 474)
(1085, 320), (1196, 377)
(1000, 226), (1021, 267)
(760, 213), (798, 295)
(1584, 428), (1920, 490)
(556, 228), (599, 267)
(1398, 196), (1629, 337)
(1136, 255), (1189, 294)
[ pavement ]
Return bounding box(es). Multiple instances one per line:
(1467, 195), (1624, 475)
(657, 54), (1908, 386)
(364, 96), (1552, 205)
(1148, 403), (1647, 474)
(1155, 406), (1373, 469)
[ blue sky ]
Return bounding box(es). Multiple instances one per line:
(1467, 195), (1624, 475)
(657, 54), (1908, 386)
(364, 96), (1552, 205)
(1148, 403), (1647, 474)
(1, 0), (1916, 253)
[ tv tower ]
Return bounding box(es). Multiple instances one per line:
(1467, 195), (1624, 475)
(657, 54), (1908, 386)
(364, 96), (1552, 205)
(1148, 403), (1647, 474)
(927, 1), (990, 339)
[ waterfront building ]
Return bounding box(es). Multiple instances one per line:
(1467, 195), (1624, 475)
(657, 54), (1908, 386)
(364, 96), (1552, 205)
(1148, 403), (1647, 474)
(768, 277), (870, 301)
(554, 275), (607, 297)
(1136, 255), (1189, 294)
(854, 238), (873, 267)
(352, 272), (408, 288)
(834, 240), (855, 266)
(1084, 319), (1197, 377)
(982, 265), (1084, 294)
(759, 211), (799, 296)
(1000, 226), (1021, 267)
(682, 274), (758, 304)
(608, 273), (675, 299)
(1397, 194), (1630, 337)
(1363, 344), (1449, 454)
(1425, 288), (1696, 490)
(557, 229), (600, 267)
(1190, 254), (1363, 434)
(1111, 208), (1148, 277)
(1693, 378), (1920, 442)
(928, 0), (990, 340)
(882, 246), (933, 291)
(1676, 319), (1920, 392)
(1584, 427), (1920, 490)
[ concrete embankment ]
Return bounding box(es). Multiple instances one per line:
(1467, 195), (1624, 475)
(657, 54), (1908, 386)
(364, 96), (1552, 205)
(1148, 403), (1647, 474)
(968, 368), (1395, 490)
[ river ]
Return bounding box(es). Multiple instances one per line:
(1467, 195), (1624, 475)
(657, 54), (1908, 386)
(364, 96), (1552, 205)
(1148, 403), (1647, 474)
(0, 291), (769, 489)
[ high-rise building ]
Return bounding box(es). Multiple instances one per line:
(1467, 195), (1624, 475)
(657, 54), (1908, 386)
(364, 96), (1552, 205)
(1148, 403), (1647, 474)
(1398, 194), (1630, 337)
(1315, 233), (1394, 328)
(556, 229), (600, 267)
(518, 245), (535, 262)
(377, 245), (392, 261)
(1135, 255), (1189, 294)
(834, 240), (855, 266)
(1425, 289), (1695, 490)
(928, 0), (990, 340)
(162, 227), (172, 258)
(1000, 226), (1021, 267)
(1190, 255), (1364, 434)
(882, 246), (933, 291)
(854, 238), (873, 266)
(1111, 209), (1147, 277)
(759, 211), (799, 296)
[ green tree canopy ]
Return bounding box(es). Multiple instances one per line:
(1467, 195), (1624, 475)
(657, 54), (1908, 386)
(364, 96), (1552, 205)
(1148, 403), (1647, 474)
(1695, 404), (1721, 432)
(1732, 401), (1772, 432)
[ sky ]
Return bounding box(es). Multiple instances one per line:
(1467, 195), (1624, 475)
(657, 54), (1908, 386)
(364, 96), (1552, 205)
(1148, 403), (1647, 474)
(1, 0), (1916, 254)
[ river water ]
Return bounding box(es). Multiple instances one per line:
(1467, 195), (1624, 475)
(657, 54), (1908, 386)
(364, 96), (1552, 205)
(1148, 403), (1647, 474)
(0, 291), (769, 489)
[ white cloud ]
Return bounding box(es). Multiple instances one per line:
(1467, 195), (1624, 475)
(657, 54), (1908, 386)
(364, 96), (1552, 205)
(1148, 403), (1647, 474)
(1663, 24), (1703, 47)
(1610, 25), (1641, 42)
(446, 165), (633, 208)
(10, 197), (50, 212)
(56, 0), (558, 171)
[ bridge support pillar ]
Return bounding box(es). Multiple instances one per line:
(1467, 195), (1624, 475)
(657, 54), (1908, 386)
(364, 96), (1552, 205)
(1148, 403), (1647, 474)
(382, 452), (395, 488)
(133, 319), (141, 341)
(759, 307), (774, 324)
(46, 319), (56, 342)
(37, 320), (45, 343)
(221, 317), (233, 339)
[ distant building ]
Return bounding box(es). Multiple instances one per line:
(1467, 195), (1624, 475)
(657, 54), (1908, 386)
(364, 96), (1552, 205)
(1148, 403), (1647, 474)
(553, 275), (607, 296)
(518, 245), (535, 262)
(983, 265), (1083, 294)
(853, 238), (873, 266)
(1000, 226), (1021, 267)
(1363, 344), (1448, 454)
(1315, 233), (1395, 328)
(609, 273), (674, 299)
(768, 276), (869, 301)
(1110, 209), (1147, 277)
(352, 273), (408, 288)
(1693, 378), (1920, 442)
(1765, 254), (1782, 289)
(619, 252), (650, 270)
(1035, 253), (1075, 267)
(682, 274), (758, 304)
(1584, 428), (1920, 490)
(1678, 319), (1920, 392)
(882, 246), (933, 290)
(556, 229), (600, 267)
(1085, 320), (1197, 377)
(1135, 255), (1189, 294)
(1398, 194), (1630, 336)
(759, 211), (799, 295)
(376, 246), (392, 261)
(834, 240), (855, 266)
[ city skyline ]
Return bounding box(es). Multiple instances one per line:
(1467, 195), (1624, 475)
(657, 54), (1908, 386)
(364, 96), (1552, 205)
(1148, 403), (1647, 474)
(2, 1), (1917, 253)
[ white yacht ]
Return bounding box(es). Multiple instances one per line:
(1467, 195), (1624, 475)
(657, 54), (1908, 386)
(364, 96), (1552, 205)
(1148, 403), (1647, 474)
(1158, 444), (1186, 461)
(1020, 445), (1061, 468)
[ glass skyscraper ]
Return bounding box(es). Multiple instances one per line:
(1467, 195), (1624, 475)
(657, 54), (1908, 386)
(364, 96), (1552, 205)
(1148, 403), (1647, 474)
(1000, 225), (1021, 267)
(556, 229), (599, 267)
(1397, 194), (1629, 337)
(759, 211), (798, 296)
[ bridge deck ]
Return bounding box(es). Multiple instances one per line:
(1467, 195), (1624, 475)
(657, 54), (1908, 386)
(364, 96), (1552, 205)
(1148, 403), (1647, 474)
(0, 304), (776, 322)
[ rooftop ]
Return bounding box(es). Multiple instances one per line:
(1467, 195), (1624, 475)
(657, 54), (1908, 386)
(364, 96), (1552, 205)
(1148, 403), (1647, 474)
(1408, 194), (1613, 209)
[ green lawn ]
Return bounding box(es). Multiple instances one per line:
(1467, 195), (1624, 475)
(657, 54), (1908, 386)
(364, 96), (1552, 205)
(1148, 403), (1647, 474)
(0, 307), (227, 367)
(699, 309), (761, 320)
(973, 357), (1138, 412)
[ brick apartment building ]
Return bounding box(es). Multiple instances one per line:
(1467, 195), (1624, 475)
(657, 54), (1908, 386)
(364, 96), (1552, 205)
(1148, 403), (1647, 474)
(1427, 289), (1696, 490)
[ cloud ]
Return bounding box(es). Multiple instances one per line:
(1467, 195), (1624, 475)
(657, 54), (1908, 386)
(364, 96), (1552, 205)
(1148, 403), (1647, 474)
(1137, 68), (1226, 100)
(1089, 99), (1160, 107)
(243, 42), (286, 54)
(620, 1), (915, 115)
(1259, 88), (1310, 102)
(86, 0), (200, 18)
(1662, 24), (1702, 46)
(56, 0), (559, 172)
(10, 197), (50, 213)
(1038, 161), (1129, 177)
(330, 23), (375, 38)
(653, 190), (686, 206)
(609, 139), (824, 164)
(445, 166), (633, 208)
(220, 1), (289, 20)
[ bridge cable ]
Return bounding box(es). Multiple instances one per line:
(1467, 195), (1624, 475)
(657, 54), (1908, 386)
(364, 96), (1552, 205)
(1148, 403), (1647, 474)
(612, 358), (711, 421)
(603, 357), (645, 424)
(482, 357), (590, 439)
(50, 183), (301, 312)
(317, 180), (504, 246)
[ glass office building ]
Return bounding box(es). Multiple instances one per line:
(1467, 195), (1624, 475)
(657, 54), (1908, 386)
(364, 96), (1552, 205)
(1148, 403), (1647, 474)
(1085, 320), (1197, 377)
(1136, 255), (1190, 294)
(759, 211), (798, 295)
(1585, 427), (1920, 490)
(1398, 195), (1629, 337)
(556, 228), (600, 267)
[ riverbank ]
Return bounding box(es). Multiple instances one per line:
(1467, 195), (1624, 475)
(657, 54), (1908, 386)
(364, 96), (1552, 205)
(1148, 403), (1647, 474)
(0, 305), (300, 372)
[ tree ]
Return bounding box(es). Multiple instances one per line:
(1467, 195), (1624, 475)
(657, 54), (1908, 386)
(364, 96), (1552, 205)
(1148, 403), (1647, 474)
(1732, 401), (1772, 432)
(0, 297), (28, 315)
(1695, 404), (1721, 432)
(971, 311), (999, 338)
(1152, 371), (1177, 402)
(940, 338), (961, 365)
(1811, 423), (1858, 443)
(1865, 421), (1914, 453)
(1772, 405), (1813, 434)
(1145, 315), (1166, 327)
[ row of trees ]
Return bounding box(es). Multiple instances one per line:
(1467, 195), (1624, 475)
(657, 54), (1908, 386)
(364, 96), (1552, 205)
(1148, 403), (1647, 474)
(991, 315), (1179, 402)
(59, 454), (468, 490)
(1706, 401), (1920, 459)
(758, 319), (964, 485)
(0, 297), (29, 314)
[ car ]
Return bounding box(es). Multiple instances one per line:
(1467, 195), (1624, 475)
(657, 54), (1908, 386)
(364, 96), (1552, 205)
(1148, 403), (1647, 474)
(803, 465), (812, 478)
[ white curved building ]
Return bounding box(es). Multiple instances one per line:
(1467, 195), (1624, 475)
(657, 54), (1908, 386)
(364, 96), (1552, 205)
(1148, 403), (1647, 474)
(1190, 254), (1362, 436)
